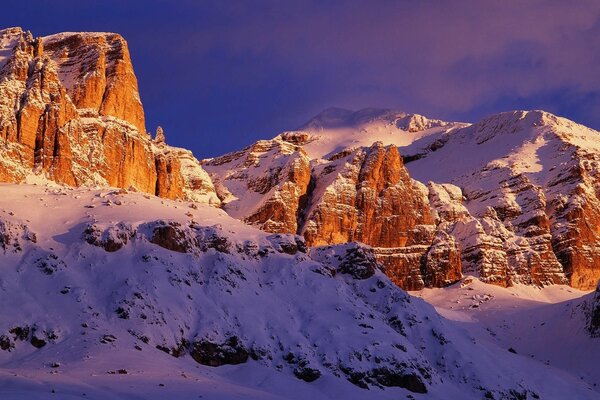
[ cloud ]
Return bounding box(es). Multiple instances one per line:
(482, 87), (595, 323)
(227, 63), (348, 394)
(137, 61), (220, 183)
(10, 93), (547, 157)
(181, 0), (600, 117)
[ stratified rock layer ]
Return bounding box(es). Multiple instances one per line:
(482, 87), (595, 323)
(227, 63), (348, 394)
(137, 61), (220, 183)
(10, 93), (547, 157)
(205, 108), (600, 290)
(0, 27), (219, 205)
(204, 136), (462, 290)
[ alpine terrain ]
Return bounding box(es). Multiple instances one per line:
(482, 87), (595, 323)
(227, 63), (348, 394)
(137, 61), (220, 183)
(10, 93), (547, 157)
(0, 27), (599, 400)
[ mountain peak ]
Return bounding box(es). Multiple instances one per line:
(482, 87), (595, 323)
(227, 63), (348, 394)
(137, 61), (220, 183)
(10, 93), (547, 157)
(299, 107), (405, 130)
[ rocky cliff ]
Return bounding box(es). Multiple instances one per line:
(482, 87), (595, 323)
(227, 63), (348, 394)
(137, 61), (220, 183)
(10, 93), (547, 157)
(0, 27), (219, 205)
(205, 108), (600, 291)
(203, 121), (463, 290)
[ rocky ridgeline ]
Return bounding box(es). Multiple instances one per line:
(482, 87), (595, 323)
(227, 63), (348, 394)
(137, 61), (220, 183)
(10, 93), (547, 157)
(0, 27), (219, 205)
(205, 110), (600, 290)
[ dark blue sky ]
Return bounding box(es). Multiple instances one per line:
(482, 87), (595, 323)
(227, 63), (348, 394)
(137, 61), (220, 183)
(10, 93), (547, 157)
(3, 1), (600, 157)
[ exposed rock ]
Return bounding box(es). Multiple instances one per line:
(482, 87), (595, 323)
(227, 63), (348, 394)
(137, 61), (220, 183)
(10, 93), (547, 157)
(293, 365), (322, 382)
(0, 335), (13, 351)
(43, 31), (145, 132)
(203, 137), (311, 233)
(302, 142), (435, 247)
(0, 27), (219, 205)
(370, 367), (427, 393)
(154, 126), (165, 144)
(189, 336), (249, 367)
(149, 221), (196, 253)
(338, 244), (379, 280)
(0, 219), (36, 253)
(266, 234), (307, 255)
(587, 281), (600, 337)
(84, 222), (135, 252)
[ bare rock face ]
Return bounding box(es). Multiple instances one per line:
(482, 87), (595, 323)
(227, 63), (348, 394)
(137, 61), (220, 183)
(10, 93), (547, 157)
(207, 108), (600, 291)
(405, 110), (600, 290)
(299, 143), (457, 290)
(301, 142), (434, 247)
(0, 27), (219, 206)
(587, 281), (600, 337)
(425, 181), (565, 288)
(203, 136), (311, 233)
(205, 138), (461, 290)
(43, 32), (145, 132)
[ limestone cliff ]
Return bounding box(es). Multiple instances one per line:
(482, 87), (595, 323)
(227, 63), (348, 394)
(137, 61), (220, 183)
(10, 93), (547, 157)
(0, 27), (219, 205)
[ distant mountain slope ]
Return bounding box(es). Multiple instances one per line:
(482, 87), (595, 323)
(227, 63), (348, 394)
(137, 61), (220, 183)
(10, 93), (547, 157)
(295, 107), (465, 159)
(205, 108), (600, 290)
(0, 183), (596, 399)
(405, 110), (600, 290)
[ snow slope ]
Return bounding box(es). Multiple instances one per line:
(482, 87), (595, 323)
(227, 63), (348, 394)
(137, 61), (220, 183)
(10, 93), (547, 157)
(288, 107), (466, 160)
(0, 183), (596, 399)
(413, 276), (600, 391)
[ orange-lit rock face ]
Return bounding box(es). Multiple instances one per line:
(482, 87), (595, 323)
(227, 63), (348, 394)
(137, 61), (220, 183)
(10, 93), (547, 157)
(301, 143), (434, 248)
(299, 144), (461, 291)
(203, 137), (311, 234)
(205, 140), (462, 290)
(43, 32), (145, 133)
(404, 111), (600, 290)
(205, 110), (600, 291)
(0, 28), (219, 206)
(548, 152), (600, 290)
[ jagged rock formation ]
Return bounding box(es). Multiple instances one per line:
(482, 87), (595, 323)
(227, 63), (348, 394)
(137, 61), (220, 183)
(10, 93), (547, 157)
(300, 142), (461, 290)
(587, 281), (600, 337)
(203, 137), (311, 233)
(205, 108), (600, 291)
(204, 129), (462, 290)
(406, 110), (600, 290)
(0, 27), (219, 205)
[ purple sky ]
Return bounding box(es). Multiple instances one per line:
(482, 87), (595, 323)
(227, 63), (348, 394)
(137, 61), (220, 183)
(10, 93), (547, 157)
(3, 1), (600, 157)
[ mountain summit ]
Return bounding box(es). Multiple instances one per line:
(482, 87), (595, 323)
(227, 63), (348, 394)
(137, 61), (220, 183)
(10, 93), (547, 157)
(0, 27), (219, 204)
(205, 107), (600, 290)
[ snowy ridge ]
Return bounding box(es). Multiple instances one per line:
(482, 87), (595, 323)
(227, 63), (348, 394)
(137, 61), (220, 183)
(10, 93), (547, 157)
(0, 183), (596, 399)
(204, 107), (600, 289)
(0, 28), (20, 70)
(292, 107), (466, 159)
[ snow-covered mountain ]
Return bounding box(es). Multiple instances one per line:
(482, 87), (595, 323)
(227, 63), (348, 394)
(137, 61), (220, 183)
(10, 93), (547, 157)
(205, 108), (600, 291)
(0, 183), (597, 399)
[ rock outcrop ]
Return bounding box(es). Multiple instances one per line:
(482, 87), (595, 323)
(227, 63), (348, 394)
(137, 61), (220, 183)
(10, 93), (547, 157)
(0, 27), (219, 205)
(205, 135), (461, 290)
(203, 137), (311, 233)
(406, 110), (600, 290)
(205, 108), (600, 291)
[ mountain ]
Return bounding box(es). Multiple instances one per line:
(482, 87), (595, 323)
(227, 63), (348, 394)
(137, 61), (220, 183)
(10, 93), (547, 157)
(1, 27), (599, 399)
(0, 183), (596, 399)
(205, 108), (600, 290)
(203, 110), (464, 290)
(0, 27), (219, 205)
